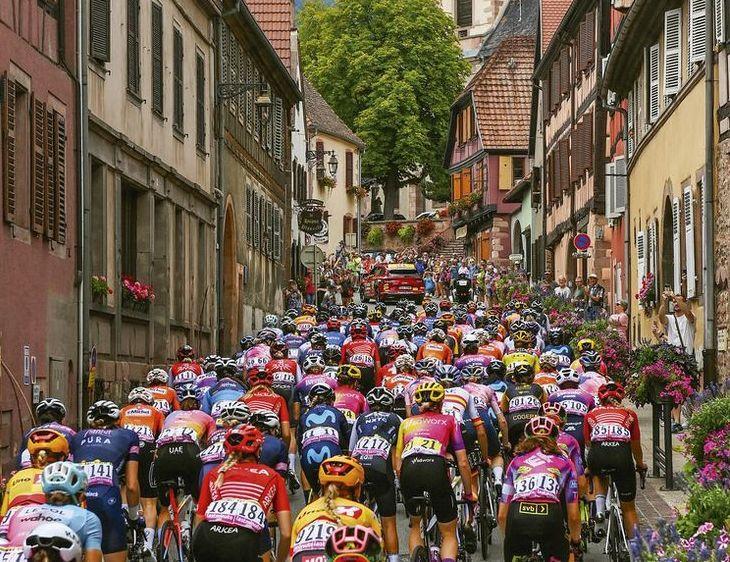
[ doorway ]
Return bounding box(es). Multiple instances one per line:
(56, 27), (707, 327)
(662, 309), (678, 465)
(221, 202), (238, 354)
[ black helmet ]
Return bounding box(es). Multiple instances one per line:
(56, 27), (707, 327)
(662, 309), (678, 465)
(547, 327), (564, 345)
(432, 319), (448, 332)
(511, 361), (535, 382)
(177, 344), (195, 361)
(413, 322), (428, 335)
(310, 332), (327, 348)
(239, 336), (255, 351)
(366, 387), (395, 410)
(308, 382), (335, 404)
(323, 345), (342, 365)
(397, 325), (413, 338)
(486, 360), (506, 381)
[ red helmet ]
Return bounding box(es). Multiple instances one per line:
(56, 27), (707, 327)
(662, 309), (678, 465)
(598, 381), (625, 404)
(439, 299), (452, 311)
(524, 416), (559, 438)
(247, 366), (273, 386)
(350, 322), (367, 339)
(327, 318), (342, 331)
(224, 425), (264, 456)
(270, 340), (287, 358)
(387, 341), (408, 360)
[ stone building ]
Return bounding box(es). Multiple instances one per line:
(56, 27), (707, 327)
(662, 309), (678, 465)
(441, 0), (506, 63)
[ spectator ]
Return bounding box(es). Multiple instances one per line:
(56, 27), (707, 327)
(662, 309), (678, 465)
(554, 276), (571, 299)
(304, 272), (316, 305)
(585, 273), (606, 321)
(609, 300), (629, 340)
(572, 277), (587, 309)
(423, 271), (436, 296)
(284, 279), (303, 312)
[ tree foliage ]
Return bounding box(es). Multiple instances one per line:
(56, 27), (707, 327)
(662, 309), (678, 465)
(299, 0), (468, 214)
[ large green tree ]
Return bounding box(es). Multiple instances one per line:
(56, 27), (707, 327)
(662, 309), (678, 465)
(299, 0), (468, 215)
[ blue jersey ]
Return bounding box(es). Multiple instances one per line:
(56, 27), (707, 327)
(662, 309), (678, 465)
(259, 435), (288, 475)
(349, 411), (401, 474)
(293, 373), (338, 406)
(298, 405), (349, 454)
(71, 428), (139, 490)
(200, 377), (247, 415)
(544, 344), (573, 364)
(325, 330), (346, 346)
(0, 503), (103, 550)
(284, 334), (306, 361)
(17, 422), (76, 469)
(298, 347), (324, 368)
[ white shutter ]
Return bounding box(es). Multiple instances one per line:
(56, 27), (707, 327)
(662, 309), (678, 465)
(672, 197), (682, 293)
(615, 156), (627, 213)
(605, 162), (616, 217)
(716, 0), (726, 43)
(689, 0), (707, 67)
(684, 186), (696, 298)
(650, 220), (659, 280)
(664, 9), (682, 95)
(649, 44), (660, 122)
(637, 230), (646, 290)
(627, 90), (634, 157)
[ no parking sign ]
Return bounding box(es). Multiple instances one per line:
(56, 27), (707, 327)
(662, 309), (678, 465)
(573, 233), (592, 251)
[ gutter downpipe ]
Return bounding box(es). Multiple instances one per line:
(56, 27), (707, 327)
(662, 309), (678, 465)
(215, 14), (225, 353)
(703, 0), (717, 383)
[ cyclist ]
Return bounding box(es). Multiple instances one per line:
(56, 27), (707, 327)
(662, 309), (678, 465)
(195, 425), (292, 562)
(21, 523), (84, 562)
(1, 429), (70, 516)
(299, 332), (328, 368)
(341, 321), (380, 392)
(170, 344), (203, 381)
(479, 328), (505, 360)
(540, 402), (586, 494)
(234, 336), (256, 361)
(394, 381), (475, 562)
(485, 359), (508, 399)
(267, 340), (302, 404)
(72, 401), (140, 562)
(283, 320), (306, 361)
(544, 327), (573, 366)
(325, 525), (384, 562)
(200, 402), (252, 480)
(17, 399), (76, 469)
(325, 318), (346, 346)
(577, 351), (609, 396)
(249, 410), (289, 477)
(396, 325), (418, 356)
(412, 322), (429, 349)
(264, 313), (284, 338)
(293, 355), (337, 419)
(119, 387), (164, 552)
(324, 344), (344, 371)
(501, 362), (546, 449)
(498, 416), (581, 562)
(375, 342), (405, 385)
(241, 366), (292, 447)
(584, 382), (647, 537)
(290, 456), (381, 562)
(534, 351), (561, 397)
(241, 330), (274, 372)
(548, 367), (596, 450)
(402, 358), (440, 417)
(454, 332), (493, 370)
(0, 461), (103, 562)
(146, 367), (180, 416)
(298, 384), (349, 497)
(349, 387), (402, 562)
(201, 360), (248, 416)
(334, 364), (369, 430)
(416, 329), (453, 364)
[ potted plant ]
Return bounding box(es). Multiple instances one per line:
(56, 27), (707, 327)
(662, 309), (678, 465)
(319, 176), (336, 189)
(626, 343), (698, 406)
(385, 221), (401, 237)
(416, 218), (435, 238)
(366, 226), (384, 248)
(397, 225), (415, 245)
(90, 275), (113, 305)
(121, 275), (155, 313)
(635, 272), (656, 312)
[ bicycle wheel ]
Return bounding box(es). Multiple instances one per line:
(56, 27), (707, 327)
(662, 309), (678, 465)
(479, 474), (496, 560)
(607, 507), (628, 562)
(411, 545), (429, 562)
(158, 521), (183, 562)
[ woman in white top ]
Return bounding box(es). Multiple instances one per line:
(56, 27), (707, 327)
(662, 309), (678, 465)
(554, 276), (571, 299)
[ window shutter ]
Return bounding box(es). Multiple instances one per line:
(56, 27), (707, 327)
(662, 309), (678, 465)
(648, 221), (658, 278)
(560, 137), (570, 192)
(664, 9), (682, 95)
(627, 90), (635, 157)
(273, 209), (281, 261)
(560, 49), (570, 95)
(151, 3), (163, 115)
(267, 200), (273, 257)
(127, 0), (140, 94)
(672, 197), (682, 293)
(31, 96), (47, 234)
(253, 193), (260, 249)
(636, 230), (646, 288)
(648, 44), (660, 122)
(585, 12), (595, 68)
(2, 76), (17, 223)
(346, 151), (353, 188)
(274, 97), (284, 162)
(543, 77), (551, 118)
(689, 0), (706, 67)
(551, 63), (560, 110)
(576, 22), (584, 74)
(683, 186), (696, 297)
(246, 186), (252, 243)
(605, 162), (616, 216)
(315, 140), (325, 180)
(237, 48), (245, 125)
(614, 156), (627, 213)
(553, 148), (561, 199)
(456, 0), (472, 27)
(246, 58), (253, 129)
(53, 112), (67, 243)
(90, 0), (111, 62)
(583, 112), (593, 173)
(173, 28), (184, 131)
(46, 110), (57, 239)
(716, 0), (726, 43)
(196, 53), (205, 150)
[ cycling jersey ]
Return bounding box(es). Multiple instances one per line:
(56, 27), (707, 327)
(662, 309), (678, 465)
(148, 384), (180, 416)
(196, 371), (218, 390)
(583, 405), (640, 445)
(157, 409), (216, 448)
(290, 498), (381, 558)
(502, 448), (578, 505)
(325, 330), (346, 346)
(544, 344), (573, 364)
(0, 469), (43, 516)
(298, 346), (324, 368)
(416, 342), (452, 363)
(501, 383), (545, 446)
(341, 340), (379, 390)
(382, 372), (417, 396)
(0, 503), (102, 551)
(240, 344), (271, 372)
(453, 353), (493, 372)
(298, 405), (349, 493)
(200, 378), (247, 415)
(120, 403), (164, 444)
(503, 350), (540, 370)
(462, 381), (501, 419)
(557, 432), (584, 476)
(547, 388), (595, 446)
(478, 341), (504, 359)
(442, 387), (482, 427)
(16, 423), (76, 469)
(266, 358), (301, 401)
(259, 435), (289, 475)
(578, 371), (609, 397)
(292, 373), (338, 407)
(375, 362), (397, 386)
(334, 386), (368, 426)
(534, 372), (560, 397)
(284, 334), (306, 361)
(241, 389), (290, 424)
(349, 411), (401, 475)
(199, 424), (229, 479)
(395, 411), (465, 460)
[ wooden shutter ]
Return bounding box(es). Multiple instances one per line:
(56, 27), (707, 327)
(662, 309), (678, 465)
(664, 9), (682, 95)
(560, 137), (570, 192)
(246, 186), (252, 242)
(173, 28), (183, 131)
(253, 193), (260, 249)
(53, 112), (67, 243)
(267, 201), (274, 257)
(127, 0), (140, 94)
(2, 76), (17, 223)
(31, 96), (47, 234)
(552, 149), (561, 199)
(689, 0), (706, 67)
(274, 97), (284, 162)
(614, 156), (627, 213)
(560, 49), (570, 95)
(196, 53), (205, 150)
(683, 186), (696, 297)
(571, 125), (581, 183)
(636, 230), (646, 287)
(604, 162), (615, 216)
(151, 3), (163, 115)
(456, 0), (472, 27)
(542, 77), (551, 118)
(627, 90), (635, 157)
(585, 12), (595, 68)
(45, 110), (57, 238)
(551, 62), (560, 110)
(90, 0), (111, 62)
(576, 22), (584, 74)
(672, 197), (682, 293)
(273, 208), (281, 261)
(648, 44), (660, 122)
(345, 151), (353, 189)
(716, 0), (726, 43)
(584, 111), (593, 173)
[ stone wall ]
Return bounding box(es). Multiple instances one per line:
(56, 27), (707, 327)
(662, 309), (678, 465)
(714, 140), (730, 382)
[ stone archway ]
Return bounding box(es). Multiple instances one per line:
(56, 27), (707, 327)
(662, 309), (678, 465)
(512, 220), (523, 258)
(221, 201), (238, 354)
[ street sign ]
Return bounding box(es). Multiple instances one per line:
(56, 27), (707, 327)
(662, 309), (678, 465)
(23, 345), (30, 385)
(300, 245), (325, 270)
(573, 233), (592, 251)
(509, 253), (523, 263)
(300, 200), (326, 235)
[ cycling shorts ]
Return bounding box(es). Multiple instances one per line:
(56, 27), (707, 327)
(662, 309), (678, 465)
(86, 486), (126, 554)
(586, 442), (636, 502)
(504, 502), (568, 562)
(192, 521), (268, 562)
(155, 442), (202, 505)
(363, 467), (396, 518)
(300, 444), (343, 496)
(506, 410), (539, 449)
(463, 417), (500, 464)
(138, 440), (157, 498)
(400, 455), (457, 523)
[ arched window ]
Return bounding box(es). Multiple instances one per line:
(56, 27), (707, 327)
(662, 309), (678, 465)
(661, 197), (675, 292)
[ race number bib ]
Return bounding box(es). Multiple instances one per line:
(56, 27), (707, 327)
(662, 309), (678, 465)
(158, 426), (198, 445)
(514, 473), (559, 496)
(0, 548), (23, 562)
(292, 521), (338, 554)
(591, 423), (631, 441)
(350, 353), (374, 367)
(81, 461), (115, 486)
(301, 426), (339, 448)
(205, 499), (267, 532)
(199, 441), (226, 463)
(175, 370), (198, 384)
(246, 355), (269, 370)
(560, 399), (589, 416)
(124, 424), (155, 443)
(153, 399), (172, 415)
(341, 409), (357, 423)
(353, 435), (391, 458)
(211, 400), (240, 418)
(508, 394), (541, 412)
(403, 436), (441, 456)
(272, 371), (296, 386)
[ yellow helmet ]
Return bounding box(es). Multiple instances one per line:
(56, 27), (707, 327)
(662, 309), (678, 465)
(576, 338), (597, 352)
(337, 364), (362, 382)
(413, 381), (445, 405)
(27, 429), (70, 460)
(318, 455), (365, 497)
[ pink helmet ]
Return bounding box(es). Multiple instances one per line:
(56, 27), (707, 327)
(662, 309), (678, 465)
(325, 525), (382, 561)
(524, 415), (559, 438)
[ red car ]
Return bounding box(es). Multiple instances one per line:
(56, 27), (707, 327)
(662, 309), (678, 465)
(361, 263), (425, 303)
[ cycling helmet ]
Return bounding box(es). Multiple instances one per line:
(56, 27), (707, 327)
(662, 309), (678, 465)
(308, 382), (335, 404)
(203, 355), (221, 371)
(24, 523), (82, 562)
(555, 367), (580, 387)
(308, 331), (327, 347)
(269, 340), (287, 358)
(224, 425), (264, 456)
(42, 461), (88, 501)
(579, 350), (602, 370)
(413, 323), (428, 336)
(397, 325), (413, 338)
(539, 351), (560, 369)
(439, 312), (455, 326)
(415, 357), (440, 375)
(461, 364), (485, 382)
(352, 305), (368, 319)
(576, 338), (597, 353)
(216, 358), (239, 379)
(387, 341), (409, 361)
(439, 299), (451, 311)
(367, 309), (382, 322)
(454, 310), (468, 324)
(319, 455), (365, 496)
(366, 387), (395, 409)
(486, 360), (506, 381)
(432, 319), (448, 333)
(524, 416), (559, 438)
(128, 387), (154, 405)
(394, 354), (415, 371)
(390, 307), (404, 321)
(547, 327), (564, 345)
(239, 336), (255, 351)
(285, 308), (299, 319)
(428, 328), (446, 343)
(414, 381), (445, 405)
(176, 344), (195, 361)
(338, 364), (362, 383)
(511, 361), (535, 382)
(176, 383), (200, 403)
(375, 301), (387, 314)
(512, 330), (534, 347)
(540, 402), (567, 425)
(434, 364), (459, 386)
(27, 429), (70, 459)
(247, 366), (274, 387)
(303, 354), (326, 373)
(461, 332), (480, 351)
(323, 345), (342, 365)
(301, 304), (317, 316)
(145, 368), (169, 386)
(256, 328), (277, 344)
(281, 319), (296, 334)
(327, 317), (342, 331)
(509, 320), (528, 334)
(598, 381), (625, 404)
(349, 322), (368, 339)
(86, 400), (120, 424)
(218, 402), (251, 424)
(249, 410), (281, 432)
(325, 525), (383, 562)
(424, 302), (438, 315)
(316, 310), (330, 323)
(263, 314), (279, 328)
(35, 398), (67, 421)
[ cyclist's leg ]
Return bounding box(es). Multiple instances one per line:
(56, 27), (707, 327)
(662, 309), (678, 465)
(371, 469), (398, 560)
(138, 441), (159, 550)
(585, 445), (608, 520)
(400, 457), (427, 553)
(502, 503), (531, 562)
(87, 486), (128, 562)
(612, 445), (638, 537)
(538, 505), (569, 562)
(423, 458), (458, 561)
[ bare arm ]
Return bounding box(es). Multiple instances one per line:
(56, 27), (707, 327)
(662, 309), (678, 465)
(566, 502), (581, 543)
(125, 460), (140, 507)
(657, 297), (668, 326)
(275, 510), (292, 562)
(497, 502), (508, 533)
(86, 550), (103, 562)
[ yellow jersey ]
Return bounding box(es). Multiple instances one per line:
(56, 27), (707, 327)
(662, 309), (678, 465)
(503, 351), (539, 371)
(0, 468), (44, 516)
(290, 497), (381, 556)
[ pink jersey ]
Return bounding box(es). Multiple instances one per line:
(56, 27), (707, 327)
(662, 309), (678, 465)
(462, 382), (501, 415)
(453, 353), (493, 371)
(334, 386), (369, 424)
(157, 409), (216, 447)
(502, 448), (578, 504)
(395, 411), (465, 459)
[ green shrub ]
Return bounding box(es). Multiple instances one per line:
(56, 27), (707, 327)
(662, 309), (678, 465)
(366, 226), (384, 247)
(684, 396), (730, 466)
(676, 484), (730, 537)
(398, 225), (415, 244)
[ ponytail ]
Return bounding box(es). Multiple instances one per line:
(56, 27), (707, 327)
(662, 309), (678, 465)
(214, 451), (243, 492)
(515, 435), (563, 457)
(321, 483), (343, 525)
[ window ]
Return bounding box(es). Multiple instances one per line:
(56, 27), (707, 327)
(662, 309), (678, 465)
(197, 221), (208, 323)
(345, 151), (353, 189)
(151, 3), (163, 115)
(173, 27), (184, 133)
(664, 9), (682, 95)
(684, 185), (697, 297)
(253, 69), (260, 140)
(274, 97), (284, 163)
(90, 0), (111, 63)
(245, 57), (253, 131)
(273, 208), (281, 261)
(246, 186), (253, 243)
(512, 157), (525, 183)
(121, 182), (139, 277)
(127, 0), (140, 95)
(195, 51), (206, 151)
(253, 193), (260, 249)
(452, 172), (462, 200)
(456, 0), (472, 27)
(647, 44), (660, 122)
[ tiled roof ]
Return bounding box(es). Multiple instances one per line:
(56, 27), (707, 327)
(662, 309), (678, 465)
(541, 0), (573, 53)
(469, 35), (536, 150)
(478, 0), (539, 60)
(303, 76), (364, 148)
(245, 0), (294, 71)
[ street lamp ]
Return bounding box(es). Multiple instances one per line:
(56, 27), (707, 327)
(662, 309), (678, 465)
(327, 153), (338, 177)
(306, 148), (338, 177)
(217, 81), (273, 124)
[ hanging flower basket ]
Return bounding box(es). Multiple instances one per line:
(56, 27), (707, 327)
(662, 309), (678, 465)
(635, 272), (656, 313)
(121, 275), (155, 314)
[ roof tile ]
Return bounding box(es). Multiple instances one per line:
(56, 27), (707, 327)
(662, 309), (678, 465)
(541, 0), (573, 52)
(303, 76), (364, 148)
(245, 0), (293, 70)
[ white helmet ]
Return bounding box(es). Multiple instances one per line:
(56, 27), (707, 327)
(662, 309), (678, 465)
(146, 368), (169, 385)
(128, 387), (154, 405)
(264, 314), (279, 328)
(303, 354), (326, 373)
(555, 367), (580, 386)
(24, 523), (83, 562)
